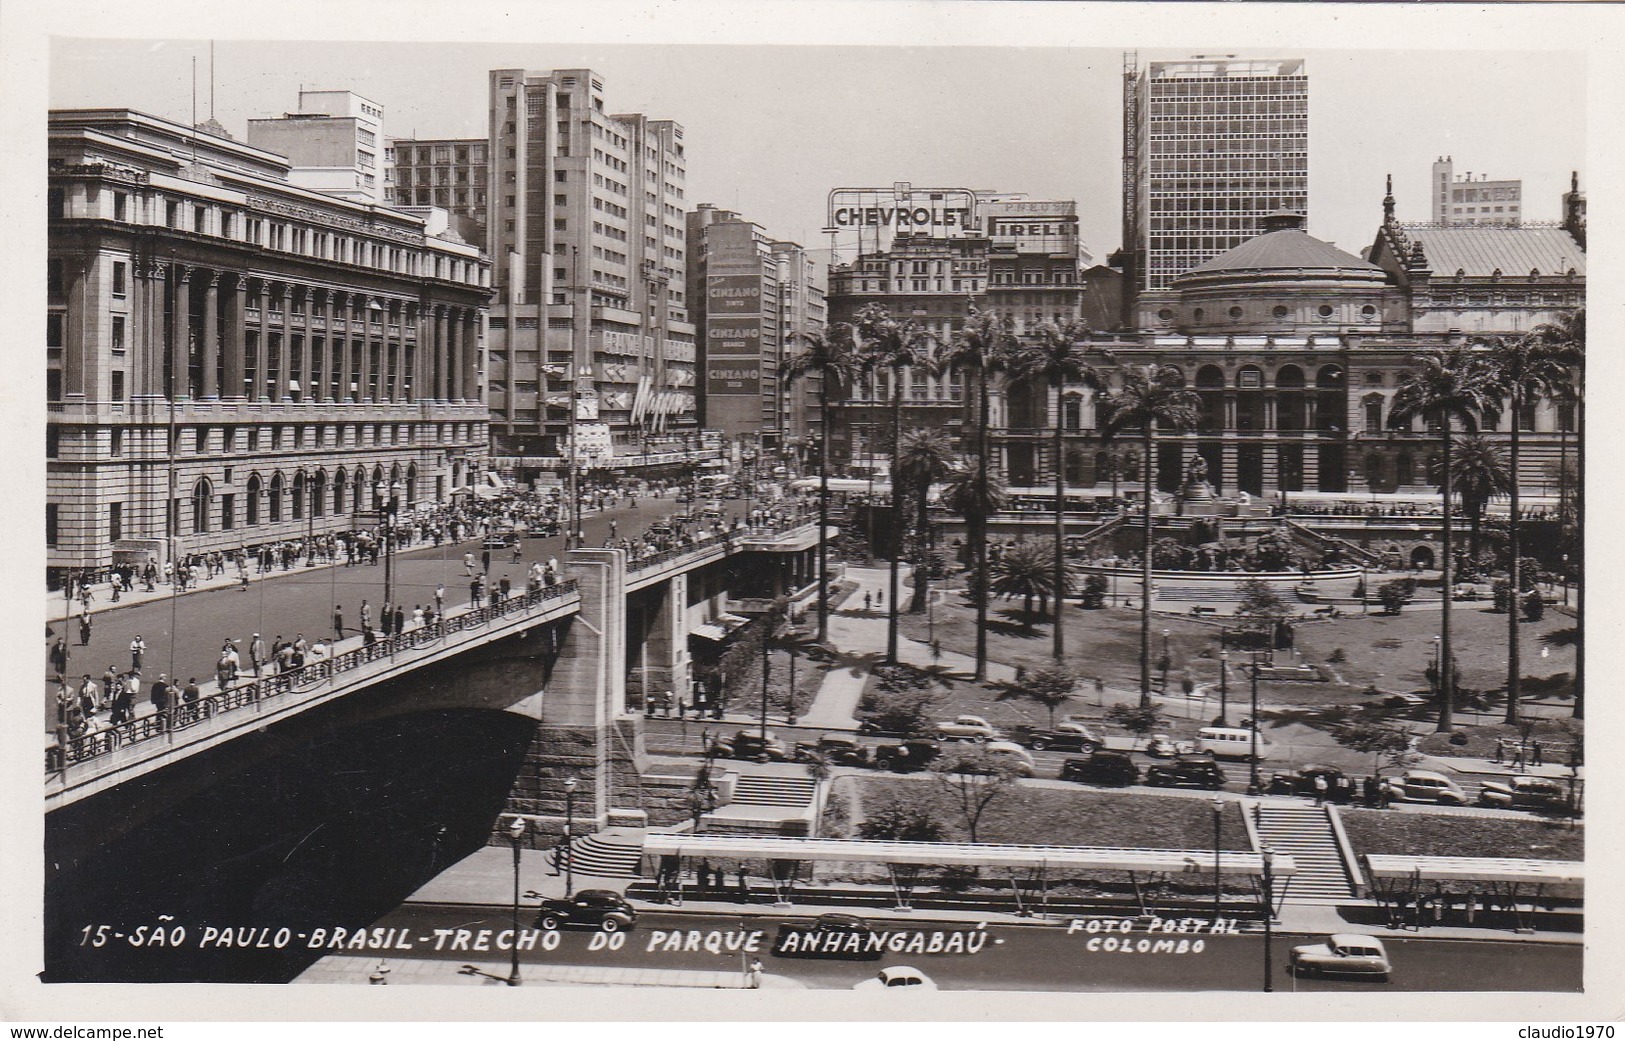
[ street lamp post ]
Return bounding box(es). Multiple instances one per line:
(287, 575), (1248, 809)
(505, 815), (526, 986)
(1161, 628), (1172, 693)
(1261, 845), (1276, 992)
(376, 481), (403, 628)
(1211, 795), (1224, 925)
(306, 481), (317, 566)
(563, 776), (578, 898)
(1431, 634), (1442, 694)
(1247, 652), (1262, 795)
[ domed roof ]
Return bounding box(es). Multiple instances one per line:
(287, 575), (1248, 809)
(1182, 214), (1385, 281)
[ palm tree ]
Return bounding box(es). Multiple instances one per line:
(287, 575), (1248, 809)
(785, 324), (863, 644)
(1387, 347), (1499, 733)
(1446, 434), (1511, 560)
(991, 539), (1071, 622)
(1097, 365), (1201, 707)
(1481, 333), (1569, 724)
(895, 427), (958, 613)
(942, 464), (1009, 641)
(853, 304), (933, 665)
(1011, 320), (1111, 660)
(938, 306), (1021, 680)
(758, 595), (792, 742)
(1533, 307), (1585, 719)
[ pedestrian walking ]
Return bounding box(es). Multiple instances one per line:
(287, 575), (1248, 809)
(1531, 740), (1544, 766)
(333, 606), (344, 641)
(249, 634), (267, 677)
(1313, 773), (1329, 806)
(182, 677), (200, 705)
(930, 638), (942, 662)
(876, 588), (883, 608)
(152, 674), (171, 717)
(863, 591), (872, 612)
(392, 605), (405, 635)
(50, 637), (69, 681)
(130, 635), (147, 672)
(435, 584), (445, 616)
(463, 552), (476, 577)
(78, 614), (93, 647)
(747, 958), (763, 990)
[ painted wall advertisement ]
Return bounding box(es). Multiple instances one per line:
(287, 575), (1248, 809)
(706, 274), (762, 316)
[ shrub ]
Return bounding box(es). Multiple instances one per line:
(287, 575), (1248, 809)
(1448, 731), (1469, 746)
(1327, 647), (1348, 664)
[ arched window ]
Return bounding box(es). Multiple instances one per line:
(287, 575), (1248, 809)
(370, 465), (384, 510)
(312, 470), (327, 518)
(268, 473), (284, 523)
(1195, 365), (1225, 433)
(246, 474), (262, 526)
(334, 467), (347, 515)
(292, 471), (306, 521)
(1396, 453), (1414, 487)
(192, 477), (212, 535)
(406, 463), (419, 503)
(1365, 454), (1385, 488)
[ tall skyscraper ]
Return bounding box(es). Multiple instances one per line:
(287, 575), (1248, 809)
(483, 69), (697, 460)
(1125, 54), (1309, 292)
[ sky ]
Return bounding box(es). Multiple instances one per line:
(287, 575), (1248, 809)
(48, 36), (1585, 266)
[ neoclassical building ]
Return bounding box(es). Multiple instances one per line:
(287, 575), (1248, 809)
(996, 187), (1583, 499)
(47, 109), (494, 585)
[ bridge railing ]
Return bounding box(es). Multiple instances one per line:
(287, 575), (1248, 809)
(46, 579), (580, 775)
(624, 516), (820, 575)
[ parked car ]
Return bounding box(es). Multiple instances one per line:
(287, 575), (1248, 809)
(1478, 775), (1571, 813)
(1144, 733), (1193, 759)
(944, 740), (1036, 778)
(794, 734), (870, 767)
(852, 965), (937, 991)
(482, 531), (518, 549)
(1010, 721), (1102, 753)
(533, 889), (638, 933)
(1289, 935), (1391, 981)
(935, 715), (1001, 741)
(1380, 770), (1467, 805)
(1146, 755), (1228, 790)
(1060, 752), (1139, 787)
(709, 729), (790, 762)
(1267, 764), (1350, 798)
(874, 739), (942, 773)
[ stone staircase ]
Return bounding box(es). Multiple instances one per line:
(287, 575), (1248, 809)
(1248, 803), (1357, 903)
(564, 828), (647, 879)
(731, 773), (818, 808)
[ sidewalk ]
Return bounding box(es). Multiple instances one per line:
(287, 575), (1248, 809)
(297, 954), (802, 987)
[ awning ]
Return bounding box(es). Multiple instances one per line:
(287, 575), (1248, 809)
(690, 621), (729, 642)
(1363, 854), (1582, 886)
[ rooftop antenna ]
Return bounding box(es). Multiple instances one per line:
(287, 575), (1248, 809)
(190, 55), (198, 161)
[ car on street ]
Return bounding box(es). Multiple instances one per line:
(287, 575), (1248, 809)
(874, 739), (942, 773)
(1145, 733), (1193, 759)
(935, 715), (1001, 741)
(793, 734), (870, 767)
(533, 889), (638, 933)
(944, 741), (1036, 778)
(1146, 755), (1228, 790)
(852, 965), (938, 991)
(1380, 769), (1468, 805)
(1010, 721), (1102, 753)
(1289, 934), (1391, 981)
(1060, 752), (1140, 787)
(1478, 775), (1571, 813)
(709, 729), (790, 762)
(482, 531), (519, 549)
(1267, 764), (1350, 798)
(773, 912), (880, 960)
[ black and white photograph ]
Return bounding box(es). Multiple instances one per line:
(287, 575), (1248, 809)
(5, 0), (1621, 1029)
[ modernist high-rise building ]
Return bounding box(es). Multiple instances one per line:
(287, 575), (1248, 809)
(686, 204), (827, 452)
(1125, 54), (1309, 292)
(1430, 157), (1522, 226)
(482, 68), (697, 461)
(245, 90), (389, 206)
(389, 136), (490, 247)
(47, 109), (494, 586)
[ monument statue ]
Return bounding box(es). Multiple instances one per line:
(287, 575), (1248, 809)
(1181, 454), (1216, 503)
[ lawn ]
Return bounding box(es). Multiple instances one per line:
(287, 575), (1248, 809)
(857, 777), (1252, 850)
(1414, 718), (1584, 761)
(1340, 808), (1583, 862)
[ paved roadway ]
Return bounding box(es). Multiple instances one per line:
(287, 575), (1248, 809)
(43, 494), (692, 734)
(348, 904), (1582, 992)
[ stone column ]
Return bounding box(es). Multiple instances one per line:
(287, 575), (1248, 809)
(1303, 441), (1321, 491)
(169, 264), (190, 399)
(308, 291), (327, 403)
(138, 257), (166, 398)
(447, 309), (464, 401)
(200, 273), (220, 398)
(434, 306), (450, 402)
(223, 274), (245, 400)
(252, 279), (269, 401)
(380, 301), (396, 402)
(462, 311), (479, 403)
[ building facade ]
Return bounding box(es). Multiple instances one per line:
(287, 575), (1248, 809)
(686, 204), (827, 451)
(482, 68), (697, 461)
(244, 90), (388, 205)
(388, 136), (490, 247)
(1126, 55), (1309, 292)
(1430, 157), (1522, 226)
(824, 190), (1090, 473)
(47, 109), (493, 584)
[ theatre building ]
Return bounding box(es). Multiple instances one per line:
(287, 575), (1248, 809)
(47, 108), (493, 586)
